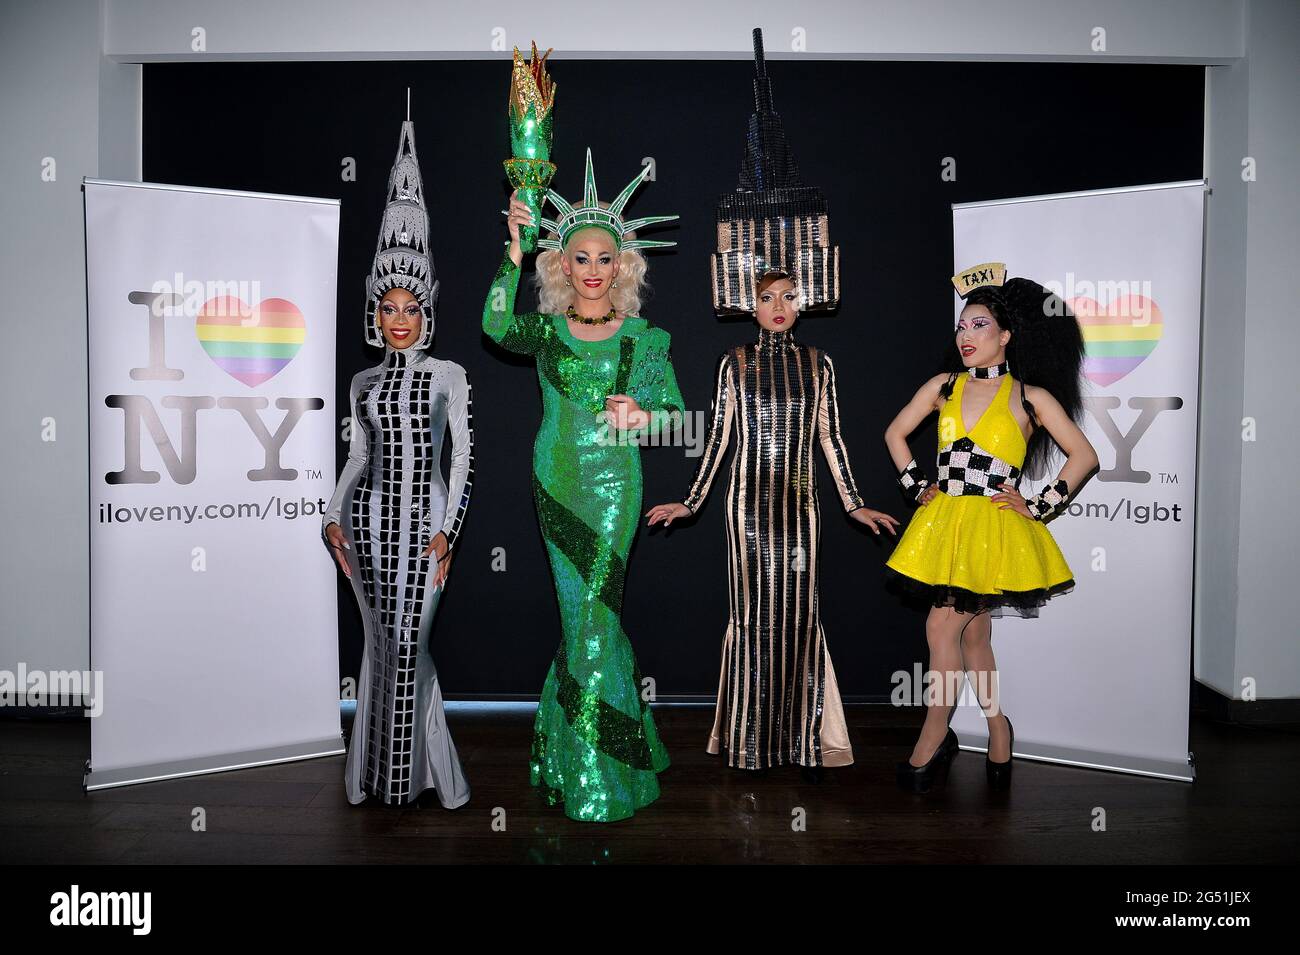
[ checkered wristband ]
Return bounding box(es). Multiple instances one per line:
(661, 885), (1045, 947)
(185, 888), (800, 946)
(897, 458), (932, 502)
(1025, 479), (1070, 521)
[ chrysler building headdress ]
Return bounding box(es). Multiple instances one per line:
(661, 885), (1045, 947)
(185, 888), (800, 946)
(365, 97), (439, 349)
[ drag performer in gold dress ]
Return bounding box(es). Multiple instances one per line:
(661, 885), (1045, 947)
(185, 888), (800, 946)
(647, 31), (898, 775)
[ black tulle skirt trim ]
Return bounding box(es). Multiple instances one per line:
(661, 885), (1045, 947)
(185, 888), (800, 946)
(884, 566), (1075, 616)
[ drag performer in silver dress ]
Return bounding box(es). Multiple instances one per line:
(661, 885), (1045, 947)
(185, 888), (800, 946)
(322, 111), (473, 808)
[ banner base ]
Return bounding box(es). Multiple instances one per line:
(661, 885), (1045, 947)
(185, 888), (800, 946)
(83, 736), (346, 792)
(957, 732), (1195, 782)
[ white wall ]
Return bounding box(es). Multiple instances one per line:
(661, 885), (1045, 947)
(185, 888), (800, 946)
(1197, 57), (1248, 697)
(98, 0), (1243, 61)
(2, 0), (1294, 702)
(0, 0), (138, 678)
(1232, 0), (1299, 698)
(1196, 0), (1299, 701)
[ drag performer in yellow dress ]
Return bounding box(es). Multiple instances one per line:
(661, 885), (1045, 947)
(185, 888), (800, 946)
(884, 263), (1098, 792)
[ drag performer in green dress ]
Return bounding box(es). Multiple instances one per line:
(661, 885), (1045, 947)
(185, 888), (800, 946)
(482, 149), (682, 822)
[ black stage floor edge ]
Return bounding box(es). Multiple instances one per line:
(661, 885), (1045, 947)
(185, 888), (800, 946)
(3, 706), (1296, 865)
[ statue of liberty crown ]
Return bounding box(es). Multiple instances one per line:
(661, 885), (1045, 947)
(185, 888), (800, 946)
(536, 148), (678, 252)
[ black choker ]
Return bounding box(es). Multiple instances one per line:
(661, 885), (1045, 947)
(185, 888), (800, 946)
(968, 361), (1010, 379)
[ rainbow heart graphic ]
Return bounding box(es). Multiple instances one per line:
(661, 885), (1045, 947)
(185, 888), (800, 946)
(195, 296), (306, 388)
(1069, 295), (1163, 387)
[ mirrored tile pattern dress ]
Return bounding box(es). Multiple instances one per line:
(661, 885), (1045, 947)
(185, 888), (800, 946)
(324, 349), (474, 807)
(321, 112), (473, 809)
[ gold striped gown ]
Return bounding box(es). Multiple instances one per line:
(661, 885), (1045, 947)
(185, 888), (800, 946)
(683, 326), (864, 769)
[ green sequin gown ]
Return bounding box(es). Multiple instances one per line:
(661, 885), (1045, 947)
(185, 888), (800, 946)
(482, 250), (683, 822)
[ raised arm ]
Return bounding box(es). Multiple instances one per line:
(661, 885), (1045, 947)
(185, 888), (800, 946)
(322, 372), (369, 543)
(816, 352), (867, 513)
(482, 248), (552, 356)
(440, 365), (474, 549)
(682, 351), (736, 514)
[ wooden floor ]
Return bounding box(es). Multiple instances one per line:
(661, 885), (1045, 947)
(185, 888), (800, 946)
(2, 706), (1297, 864)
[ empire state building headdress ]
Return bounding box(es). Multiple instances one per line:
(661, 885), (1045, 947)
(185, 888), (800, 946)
(365, 96), (439, 349)
(711, 28), (840, 314)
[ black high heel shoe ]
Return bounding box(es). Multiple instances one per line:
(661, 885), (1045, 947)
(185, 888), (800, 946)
(986, 713), (1014, 790)
(896, 727), (959, 793)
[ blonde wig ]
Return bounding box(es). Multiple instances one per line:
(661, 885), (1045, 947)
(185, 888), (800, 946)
(533, 229), (650, 318)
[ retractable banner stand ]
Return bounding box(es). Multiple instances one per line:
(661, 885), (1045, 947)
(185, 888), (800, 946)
(950, 181), (1204, 781)
(83, 180), (344, 790)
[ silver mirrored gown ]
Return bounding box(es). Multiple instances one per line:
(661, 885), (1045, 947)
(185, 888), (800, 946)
(323, 345), (473, 807)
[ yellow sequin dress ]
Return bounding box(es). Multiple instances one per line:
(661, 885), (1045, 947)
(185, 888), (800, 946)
(885, 373), (1074, 614)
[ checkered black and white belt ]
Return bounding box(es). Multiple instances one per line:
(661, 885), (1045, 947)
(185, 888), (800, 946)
(936, 437), (1022, 497)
